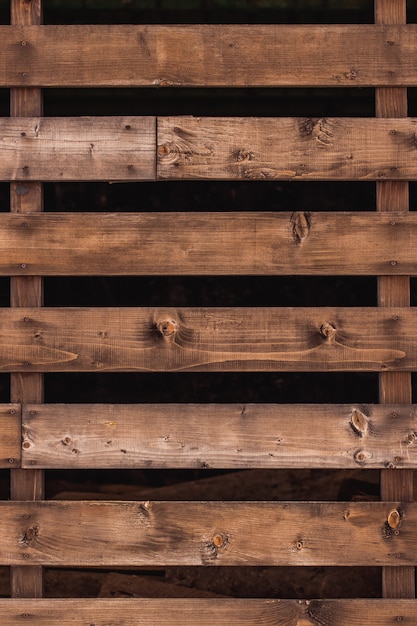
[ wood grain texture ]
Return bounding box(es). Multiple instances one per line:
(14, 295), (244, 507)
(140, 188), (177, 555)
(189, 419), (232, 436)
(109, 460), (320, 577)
(21, 403), (417, 470)
(0, 211), (416, 276)
(375, 0), (415, 600)
(0, 598), (417, 625)
(0, 117), (155, 181)
(0, 404), (21, 468)
(0, 307), (415, 373)
(10, 0), (45, 601)
(157, 117), (417, 181)
(1, 500), (417, 567)
(2, 24), (417, 87)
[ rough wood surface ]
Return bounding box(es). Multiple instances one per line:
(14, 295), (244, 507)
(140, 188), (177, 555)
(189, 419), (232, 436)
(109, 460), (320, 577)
(0, 500), (417, 567)
(157, 117), (417, 180)
(0, 307), (415, 372)
(2, 24), (417, 87)
(375, 0), (415, 600)
(1, 598), (417, 625)
(0, 117), (155, 181)
(10, 0), (45, 601)
(0, 211), (415, 276)
(0, 404), (21, 468)
(21, 403), (417, 470)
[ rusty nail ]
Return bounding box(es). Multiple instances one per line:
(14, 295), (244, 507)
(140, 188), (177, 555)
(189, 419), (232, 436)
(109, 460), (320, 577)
(21, 264), (27, 269)
(8, 458), (15, 464)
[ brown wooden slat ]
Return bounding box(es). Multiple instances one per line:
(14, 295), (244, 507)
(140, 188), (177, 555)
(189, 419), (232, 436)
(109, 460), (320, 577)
(375, 0), (415, 601)
(0, 211), (416, 276)
(21, 403), (417, 470)
(2, 24), (417, 87)
(0, 307), (415, 373)
(0, 117), (155, 181)
(10, 0), (45, 601)
(158, 117), (417, 181)
(1, 598), (417, 625)
(0, 404), (21, 468)
(0, 500), (416, 566)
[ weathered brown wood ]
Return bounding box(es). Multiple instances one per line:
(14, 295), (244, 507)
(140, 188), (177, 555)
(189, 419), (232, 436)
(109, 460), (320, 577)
(157, 117), (417, 180)
(1, 598), (417, 625)
(0, 404), (21, 468)
(0, 500), (417, 566)
(0, 307), (416, 372)
(375, 0), (415, 600)
(10, 0), (44, 602)
(2, 24), (417, 87)
(21, 403), (417, 470)
(0, 211), (415, 276)
(0, 117), (155, 181)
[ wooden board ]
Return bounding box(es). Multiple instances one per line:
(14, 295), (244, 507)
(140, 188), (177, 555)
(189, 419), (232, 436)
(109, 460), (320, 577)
(21, 403), (417, 470)
(0, 211), (416, 276)
(2, 24), (417, 87)
(0, 500), (416, 566)
(1, 598), (417, 625)
(0, 404), (21, 468)
(157, 117), (417, 181)
(375, 0), (415, 601)
(10, 0), (45, 600)
(0, 307), (416, 373)
(0, 117), (155, 181)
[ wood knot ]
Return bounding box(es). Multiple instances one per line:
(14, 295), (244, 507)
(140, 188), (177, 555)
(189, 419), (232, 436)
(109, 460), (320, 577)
(157, 319), (179, 337)
(388, 509), (401, 529)
(350, 409), (368, 437)
(158, 143), (171, 156)
(213, 533), (226, 548)
(320, 322), (337, 340)
(291, 212), (310, 242)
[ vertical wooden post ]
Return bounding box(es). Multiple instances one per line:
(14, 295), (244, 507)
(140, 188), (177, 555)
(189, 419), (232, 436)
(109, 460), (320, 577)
(10, 0), (44, 599)
(375, 0), (415, 599)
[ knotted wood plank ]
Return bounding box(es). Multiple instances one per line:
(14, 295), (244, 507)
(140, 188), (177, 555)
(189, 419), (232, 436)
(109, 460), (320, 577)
(21, 403), (417, 470)
(0, 500), (416, 567)
(0, 212), (415, 276)
(0, 307), (415, 372)
(158, 117), (417, 181)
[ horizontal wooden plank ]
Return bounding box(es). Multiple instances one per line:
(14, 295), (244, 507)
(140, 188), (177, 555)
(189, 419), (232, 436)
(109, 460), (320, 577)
(21, 403), (417, 470)
(0, 404), (21, 468)
(157, 117), (417, 181)
(1, 598), (417, 625)
(0, 117), (155, 181)
(0, 307), (415, 372)
(1, 212), (416, 276)
(1, 500), (416, 566)
(2, 24), (417, 87)
(3, 117), (417, 182)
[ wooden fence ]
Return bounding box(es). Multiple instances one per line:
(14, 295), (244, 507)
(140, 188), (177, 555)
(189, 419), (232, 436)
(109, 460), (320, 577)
(0, 0), (416, 623)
